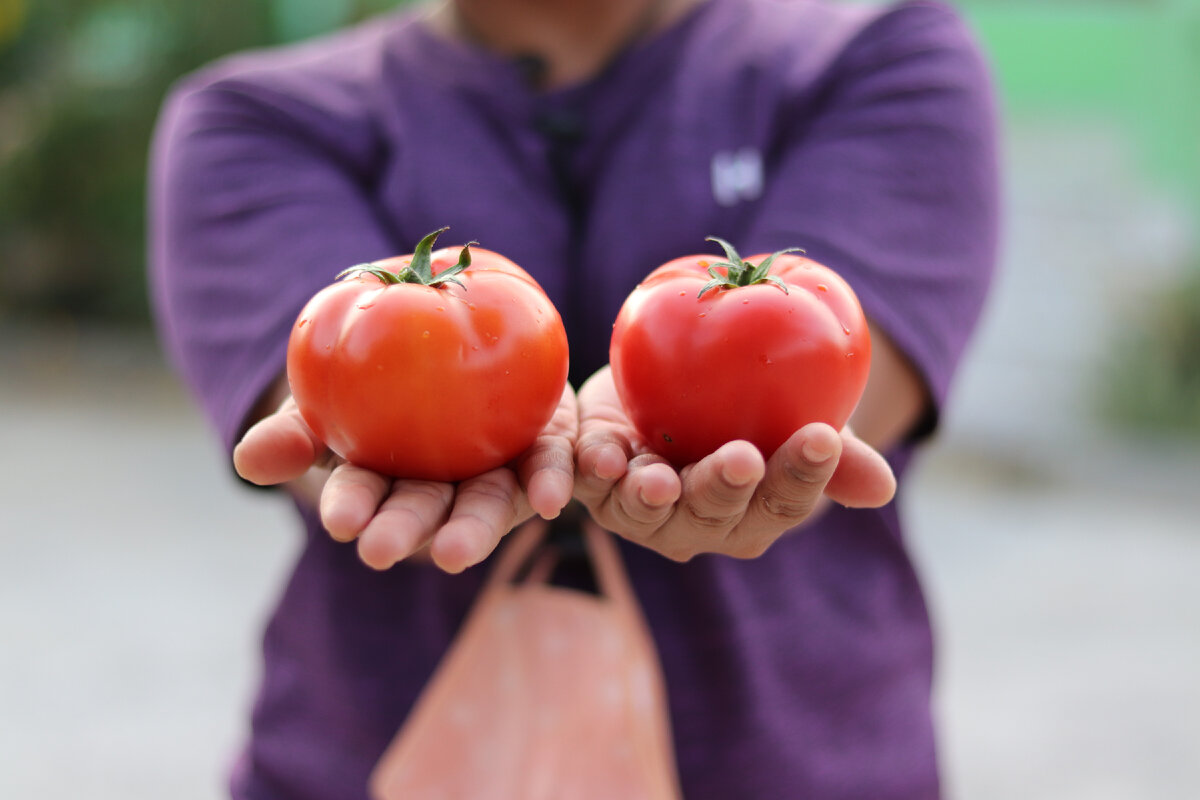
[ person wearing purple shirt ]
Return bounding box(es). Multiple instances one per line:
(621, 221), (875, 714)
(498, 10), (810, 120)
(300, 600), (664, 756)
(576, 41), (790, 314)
(149, 0), (998, 796)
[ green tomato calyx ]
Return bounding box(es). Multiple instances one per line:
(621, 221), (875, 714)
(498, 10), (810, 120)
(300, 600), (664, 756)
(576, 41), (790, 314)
(336, 228), (477, 288)
(699, 236), (803, 297)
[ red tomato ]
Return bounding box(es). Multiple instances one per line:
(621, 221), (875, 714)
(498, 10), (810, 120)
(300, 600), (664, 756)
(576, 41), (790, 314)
(609, 238), (870, 467)
(287, 229), (569, 481)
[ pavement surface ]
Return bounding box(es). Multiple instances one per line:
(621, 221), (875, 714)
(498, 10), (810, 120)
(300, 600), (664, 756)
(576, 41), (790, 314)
(1, 325), (1198, 800)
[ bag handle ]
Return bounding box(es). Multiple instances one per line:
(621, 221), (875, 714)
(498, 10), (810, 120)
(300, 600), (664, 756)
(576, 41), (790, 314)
(483, 512), (645, 626)
(580, 518), (642, 616)
(482, 519), (552, 589)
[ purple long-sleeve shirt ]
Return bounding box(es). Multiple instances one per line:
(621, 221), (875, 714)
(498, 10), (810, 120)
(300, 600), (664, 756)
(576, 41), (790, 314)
(150, 1), (998, 797)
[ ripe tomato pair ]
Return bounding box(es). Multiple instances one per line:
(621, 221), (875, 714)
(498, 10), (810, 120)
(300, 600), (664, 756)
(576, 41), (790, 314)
(287, 231), (869, 481)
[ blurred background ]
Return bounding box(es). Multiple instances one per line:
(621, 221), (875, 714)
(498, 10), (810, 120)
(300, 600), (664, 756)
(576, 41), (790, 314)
(1, 1), (1198, 798)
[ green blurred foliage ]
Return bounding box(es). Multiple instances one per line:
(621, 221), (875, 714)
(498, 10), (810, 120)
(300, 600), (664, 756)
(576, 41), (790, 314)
(1103, 261), (1200, 435)
(962, 2), (1200, 434)
(0, 0), (404, 326)
(966, 1), (1200, 214)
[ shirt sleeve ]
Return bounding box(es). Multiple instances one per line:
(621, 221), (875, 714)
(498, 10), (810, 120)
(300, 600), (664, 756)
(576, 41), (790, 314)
(744, 0), (1000, 439)
(148, 61), (397, 455)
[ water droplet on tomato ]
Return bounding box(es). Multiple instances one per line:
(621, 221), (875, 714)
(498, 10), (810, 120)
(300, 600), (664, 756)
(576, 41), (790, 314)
(298, 319), (309, 328)
(698, 312), (707, 318)
(816, 284), (828, 292)
(679, 291), (687, 297)
(468, 303), (476, 311)
(842, 324), (851, 335)
(422, 330), (431, 338)
(436, 306), (445, 312)
(742, 299), (750, 305)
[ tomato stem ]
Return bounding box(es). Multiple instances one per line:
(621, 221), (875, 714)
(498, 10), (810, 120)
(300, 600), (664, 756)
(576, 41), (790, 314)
(698, 237), (803, 297)
(335, 228), (477, 288)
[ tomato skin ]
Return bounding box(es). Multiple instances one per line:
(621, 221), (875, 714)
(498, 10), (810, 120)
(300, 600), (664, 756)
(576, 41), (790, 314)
(609, 251), (871, 468)
(287, 245), (569, 481)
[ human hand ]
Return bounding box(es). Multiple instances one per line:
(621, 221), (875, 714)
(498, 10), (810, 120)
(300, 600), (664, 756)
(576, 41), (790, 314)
(233, 385), (578, 573)
(572, 366), (896, 561)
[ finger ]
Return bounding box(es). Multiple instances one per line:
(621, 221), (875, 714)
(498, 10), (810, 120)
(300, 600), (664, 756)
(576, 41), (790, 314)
(574, 429), (634, 504)
(824, 431), (897, 508)
(648, 440), (765, 560)
(355, 480), (456, 570)
(517, 385), (578, 520)
(233, 397), (327, 485)
(588, 454), (682, 541)
(429, 468), (523, 574)
(574, 366), (684, 536)
(574, 366), (646, 505)
(319, 462), (392, 542)
(734, 423), (842, 552)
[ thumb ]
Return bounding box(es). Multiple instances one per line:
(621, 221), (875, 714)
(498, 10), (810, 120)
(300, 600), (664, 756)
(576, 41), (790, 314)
(823, 431), (896, 508)
(233, 397), (328, 485)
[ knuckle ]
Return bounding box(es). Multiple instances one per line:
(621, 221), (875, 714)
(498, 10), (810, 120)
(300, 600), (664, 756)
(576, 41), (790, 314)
(757, 492), (814, 525)
(459, 510), (497, 533)
(523, 440), (574, 477)
(628, 452), (668, 470)
(704, 480), (750, 509)
(404, 480), (455, 504)
(469, 471), (519, 499)
(681, 498), (740, 531)
(377, 505), (429, 535)
(613, 494), (671, 529)
(460, 483), (520, 520)
(547, 404), (579, 435)
(533, 431), (574, 454)
(782, 458), (832, 491)
(575, 437), (623, 471)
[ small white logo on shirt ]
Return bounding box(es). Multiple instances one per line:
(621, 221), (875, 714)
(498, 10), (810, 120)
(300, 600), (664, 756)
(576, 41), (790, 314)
(711, 148), (763, 207)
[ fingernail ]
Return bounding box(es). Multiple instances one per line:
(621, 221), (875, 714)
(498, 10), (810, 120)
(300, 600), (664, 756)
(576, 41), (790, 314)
(594, 445), (625, 480)
(720, 463), (755, 487)
(802, 439), (834, 464)
(637, 484), (667, 508)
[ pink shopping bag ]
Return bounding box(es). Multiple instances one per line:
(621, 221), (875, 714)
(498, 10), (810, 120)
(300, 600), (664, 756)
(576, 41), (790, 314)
(370, 519), (682, 800)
